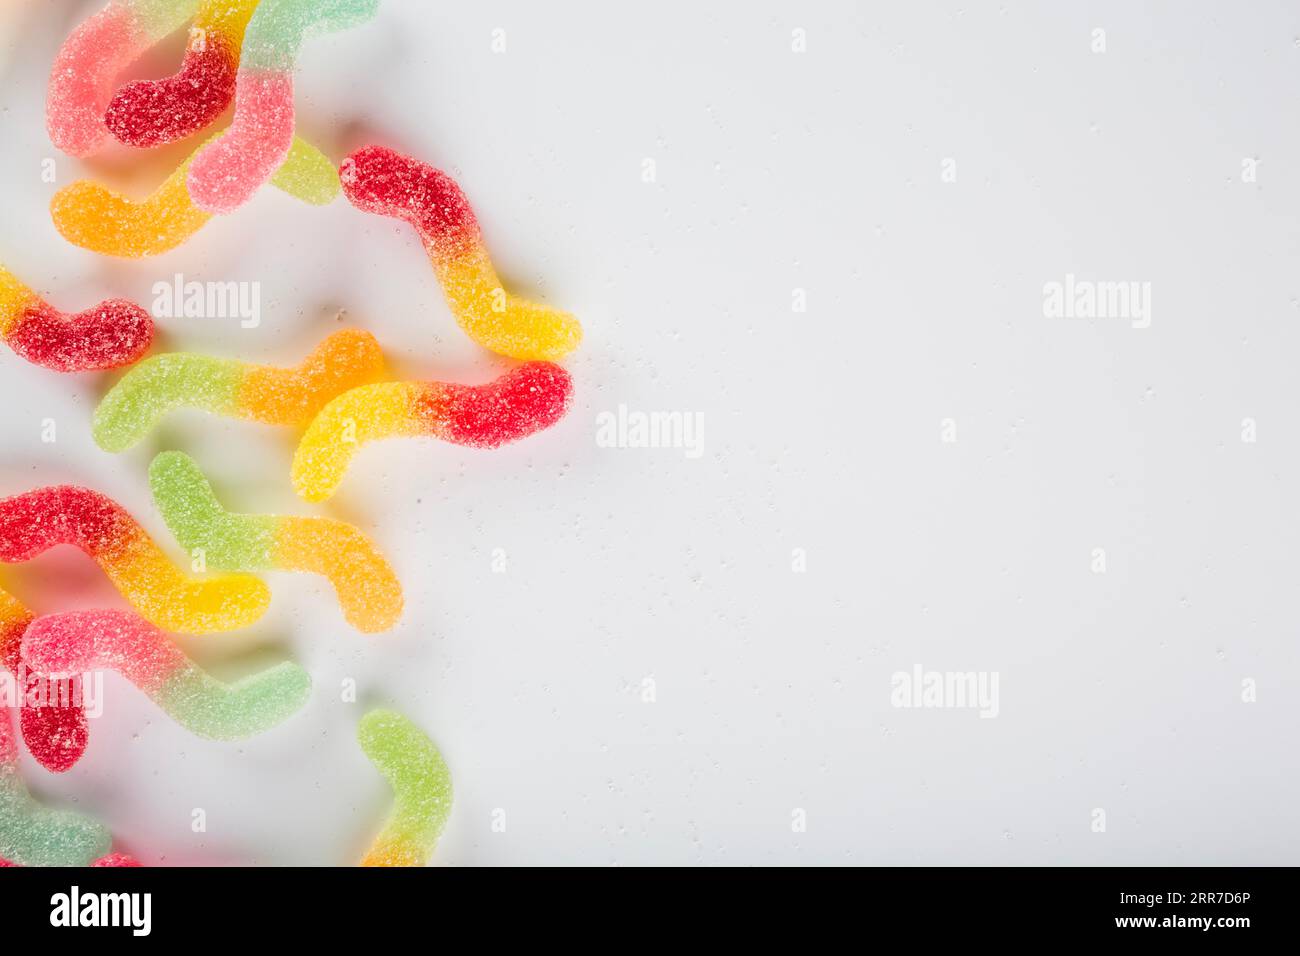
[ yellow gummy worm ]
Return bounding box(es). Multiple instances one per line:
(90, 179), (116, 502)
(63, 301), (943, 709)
(50, 136), (339, 258)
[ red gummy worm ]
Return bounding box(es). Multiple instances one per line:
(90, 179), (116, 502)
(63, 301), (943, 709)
(19, 701), (89, 775)
(5, 299), (153, 373)
(105, 35), (239, 148)
(0, 593), (88, 774)
(340, 144), (481, 259)
(0, 486), (131, 563)
(419, 361), (575, 448)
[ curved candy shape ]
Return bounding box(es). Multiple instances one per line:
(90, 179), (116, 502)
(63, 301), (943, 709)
(1, 264), (153, 372)
(0, 486), (269, 634)
(50, 135), (339, 258)
(187, 0), (380, 214)
(149, 452), (402, 633)
(358, 709), (452, 867)
(93, 329), (384, 452)
(22, 609), (311, 746)
(292, 362), (574, 502)
(340, 145), (583, 361)
(16, 700), (89, 777)
(0, 706), (110, 867)
(1, 582), (87, 775)
(0, 582), (89, 774)
(106, 0), (263, 148)
(47, 0), (200, 157)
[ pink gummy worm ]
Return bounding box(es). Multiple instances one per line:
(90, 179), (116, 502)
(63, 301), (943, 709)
(0, 486), (133, 564)
(22, 609), (186, 696)
(186, 71), (296, 214)
(47, 5), (143, 157)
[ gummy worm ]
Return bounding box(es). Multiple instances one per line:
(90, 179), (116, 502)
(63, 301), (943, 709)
(1, 263), (153, 372)
(47, 0), (201, 157)
(358, 709), (452, 867)
(92, 328), (384, 452)
(50, 135), (340, 258)
(22, 609), (312, 747)
(149, 452), (403, 633)
(291, 362), (574, 503)
(107, 0), (264, 148)
(0, 581), (88, 774)
(0, 705), (111, 866)
(0, 486), (269, 634)
(187, 0), (381, 214)
(340, 145), (583, 361)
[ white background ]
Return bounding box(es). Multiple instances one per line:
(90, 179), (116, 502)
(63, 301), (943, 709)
(2, 0), (1299, 865)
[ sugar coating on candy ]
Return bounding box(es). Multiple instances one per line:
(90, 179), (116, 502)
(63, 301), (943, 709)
(358, 709), (452, 867)
(292, 362), (574, 502)
(150, 451), (403, 633)
(187, 73), (295, 215)
(106, 31), (239, 148)
(49, 151), (208, 259)
(93, 329), (384, 452)
(0, 582), (89, 774)
(95, 355), (240, 452)
(93, 852), (143, 866)
(47, 0), (201, 157)
(106, 0), (262, 148)
(22, 610), (311, 746)
(1, 583), (88, 775)
(0, 264), (153, 372)
(0, 582), (34, 677)
(0, 706), (111, 867)
(19, 700), (90, 776)
(50, 134), (340, 258)
(239, 0), (378, 72)
(187, 0), (379, 214)
(341, 145), (583, 361)
(0, 486), (269, 634)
